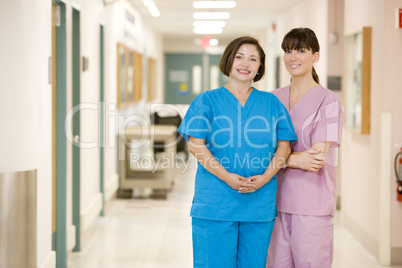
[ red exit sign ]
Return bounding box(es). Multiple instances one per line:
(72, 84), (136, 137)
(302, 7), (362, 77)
(397, 8), (402, 28)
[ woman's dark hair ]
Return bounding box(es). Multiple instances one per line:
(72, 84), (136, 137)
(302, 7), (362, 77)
(219, 36), (265, 82)
(281, 28), (320, 84)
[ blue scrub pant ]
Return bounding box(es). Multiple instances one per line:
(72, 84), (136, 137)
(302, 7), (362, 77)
(192, 217), (275, 268)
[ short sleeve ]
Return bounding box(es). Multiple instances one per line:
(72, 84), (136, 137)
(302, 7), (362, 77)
(178, 92), (212, 142)
(275, 99), (297, 143)
(311, 95), (344, 148)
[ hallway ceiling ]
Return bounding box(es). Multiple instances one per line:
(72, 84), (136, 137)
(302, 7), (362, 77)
(129, 0), (300, 39)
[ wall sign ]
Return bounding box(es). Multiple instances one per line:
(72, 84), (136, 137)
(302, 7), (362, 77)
(396, 8), (402, 29)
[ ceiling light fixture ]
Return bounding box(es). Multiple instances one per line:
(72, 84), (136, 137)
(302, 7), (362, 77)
(193, 21), (226, 28)
(193, 27), (223, 34)
(142, 0), (160, 17)
(193, 12), (230, 20)
(193, 1), (236, 9)
(209, 39), (219, 46)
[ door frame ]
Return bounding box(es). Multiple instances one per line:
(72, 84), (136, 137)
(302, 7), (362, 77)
(52, 1), (68, 267)
(99, 24), (105, 216)
(72, 6), (81, 252)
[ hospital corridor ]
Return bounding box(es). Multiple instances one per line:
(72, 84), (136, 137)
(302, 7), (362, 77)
(1, 0), (402, 268)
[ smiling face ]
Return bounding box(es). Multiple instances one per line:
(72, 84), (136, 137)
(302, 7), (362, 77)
(283, 48), (319, 79)
(281, 28), (321, 82)
(229, 44), (261, 83)
(219, 36), (265, 82)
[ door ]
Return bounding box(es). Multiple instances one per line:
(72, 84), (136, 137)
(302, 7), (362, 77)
(52, 2), (68, 268)
(72, 7), (81, 252)
(164, 53), (226, 104)
(165, 53), (203, 104)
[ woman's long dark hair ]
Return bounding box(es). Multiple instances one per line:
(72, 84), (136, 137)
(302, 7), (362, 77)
(281, 28), (320, 84)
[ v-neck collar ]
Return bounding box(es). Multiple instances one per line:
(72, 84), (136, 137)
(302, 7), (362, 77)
(286, 84), (320, 113)
(223, 86), (256, 109)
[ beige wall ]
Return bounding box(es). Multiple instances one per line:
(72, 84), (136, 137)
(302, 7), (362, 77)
(327, 0), (344, 78)
(341, 0), (383, 253)
(341, 0), (402, 264)
(383, 0), (402, 249)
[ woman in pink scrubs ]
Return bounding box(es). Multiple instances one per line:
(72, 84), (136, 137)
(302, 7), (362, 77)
(267, 28), (344, 268)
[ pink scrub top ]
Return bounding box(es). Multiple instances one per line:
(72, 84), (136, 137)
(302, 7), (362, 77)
(272, 85), (344, 216)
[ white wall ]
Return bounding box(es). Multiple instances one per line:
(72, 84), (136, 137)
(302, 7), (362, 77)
(79, 0), (103, 230)
(104, 2), (121, 198)
(77, 0), (164, 235)
(149, 32), (165, 104)
(37, 1), (53, 266)
(0, 1), (44, 173)
(0, 0), (53, 267)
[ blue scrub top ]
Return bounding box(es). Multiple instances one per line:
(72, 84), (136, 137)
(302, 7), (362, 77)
(178, 86), (297, 222)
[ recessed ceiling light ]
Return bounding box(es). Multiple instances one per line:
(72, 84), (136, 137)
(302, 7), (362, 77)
(193, 21), (226, 28)
(193, 27), (223, 34)
(193, 1), (236, 9)
(209, 39), (219, 46)
(142, 0), (160, 17)
(193, 12), (230, 20)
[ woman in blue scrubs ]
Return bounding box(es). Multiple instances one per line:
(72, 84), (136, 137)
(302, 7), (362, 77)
(178, 36), (297, 268)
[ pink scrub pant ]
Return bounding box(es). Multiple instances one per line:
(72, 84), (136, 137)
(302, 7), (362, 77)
(267, 212), (334, 268)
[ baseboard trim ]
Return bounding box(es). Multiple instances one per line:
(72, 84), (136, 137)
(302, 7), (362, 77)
(104, 173), (119, 202)
(392, 247), (402, 265)
(80, 193), (102, 233)
(37, 251), (56, 268)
